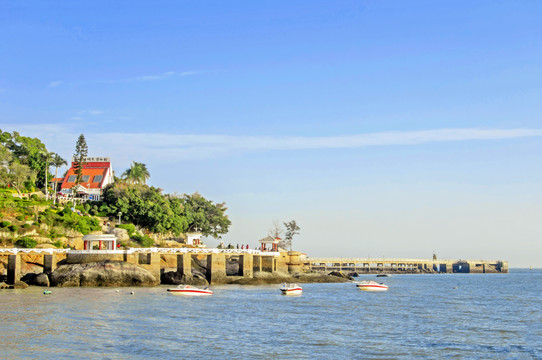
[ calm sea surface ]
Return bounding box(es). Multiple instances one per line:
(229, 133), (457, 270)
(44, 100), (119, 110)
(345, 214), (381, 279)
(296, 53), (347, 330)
(1, 269), (541, 359)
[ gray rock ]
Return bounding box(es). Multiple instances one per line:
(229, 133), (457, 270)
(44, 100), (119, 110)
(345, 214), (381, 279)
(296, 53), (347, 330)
(22, 273), (50, 287)
(50, 260), (159, 287)
(33, 273), (50, 287)
(161, 271), (209, 286)
(110, 228), (129, 241)
(13, 281), (28, 289)
(328, 271), (354, 280)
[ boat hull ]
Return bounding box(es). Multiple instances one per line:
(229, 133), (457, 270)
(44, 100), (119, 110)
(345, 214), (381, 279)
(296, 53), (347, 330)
(280, 288), (303, 296)
(167, 289), (213, 296)
(356, 284), (388, 292)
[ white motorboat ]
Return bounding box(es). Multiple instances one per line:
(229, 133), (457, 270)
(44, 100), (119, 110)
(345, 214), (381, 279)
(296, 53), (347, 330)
(167, 284), (213, 296)
(280, 283), (303, 295)
(356, 280), (388, 292)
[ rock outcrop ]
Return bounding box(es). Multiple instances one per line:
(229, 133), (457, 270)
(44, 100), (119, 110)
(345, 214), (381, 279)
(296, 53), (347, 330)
(21, 273), (50, 287)
(161, 271), (209, 286)
(50, 260), (159, 287)
(228, 271), (352, 285)
(327, 271), (354, 280)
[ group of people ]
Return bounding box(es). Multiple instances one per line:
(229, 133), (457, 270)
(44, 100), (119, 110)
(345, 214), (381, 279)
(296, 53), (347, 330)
(217, 242), (250, 250)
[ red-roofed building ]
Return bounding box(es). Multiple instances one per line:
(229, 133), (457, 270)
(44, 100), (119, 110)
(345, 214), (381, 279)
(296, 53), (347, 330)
(58, 157), (114, 201)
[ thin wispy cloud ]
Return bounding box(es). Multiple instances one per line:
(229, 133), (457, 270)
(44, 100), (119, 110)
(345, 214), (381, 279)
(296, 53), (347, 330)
(98, 70), (202, 84)
(77, 109), (103, 116)
(48, 80), (63, 88)
(1, 125), (541, 165)
(46, 71), (201, 88)
(97, 128), (542, 149)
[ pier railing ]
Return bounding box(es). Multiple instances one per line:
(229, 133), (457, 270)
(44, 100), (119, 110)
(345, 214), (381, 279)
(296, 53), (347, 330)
(0, 247), (280, 256)
(305, 257), (502, 264)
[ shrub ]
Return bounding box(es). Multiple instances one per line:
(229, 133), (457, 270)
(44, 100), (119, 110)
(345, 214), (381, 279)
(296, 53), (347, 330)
(0, 221), (10, 228)
(8, 224), (18, 232)
(116, 223), (136, 237)
(48, 227), (63, 240)
(30, 194), (39, 201)
(132, 233), (154, 247)
(16, 215), (25, 221)
(52, 240), (64, 248)
(22, 223), (31, 229)
(15, 236), (37, 248)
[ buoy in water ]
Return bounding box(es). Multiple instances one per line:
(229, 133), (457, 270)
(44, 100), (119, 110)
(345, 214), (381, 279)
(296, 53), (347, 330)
(130, 291), (134, 295)
(43, 290), (52, 294)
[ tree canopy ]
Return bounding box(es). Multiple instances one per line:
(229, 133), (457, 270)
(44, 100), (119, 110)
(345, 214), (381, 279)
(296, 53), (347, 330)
(0, 130), (50, 189)
(282, 220), (300, 251)
(122, 161), (150, 185)
(73, 134), (88, 187)
(98, 184), (231, 238)
(181, 192), (231, 238)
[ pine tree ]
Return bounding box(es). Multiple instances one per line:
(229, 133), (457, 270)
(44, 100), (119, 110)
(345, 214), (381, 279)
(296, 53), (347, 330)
(73, 134), (88, 189)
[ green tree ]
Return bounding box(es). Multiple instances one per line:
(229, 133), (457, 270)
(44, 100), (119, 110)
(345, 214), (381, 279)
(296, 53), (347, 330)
(9, 162), (32, 196)
(100, 183), (188, 235)
(0, 144), (12, 187)
(282, 220), (300, 251)
(72, 134), (88, 189)
(182, 192), (231, 238)
(122, 161), (150, 185)
(0, 130), (49, 188)
(51, 153), (67, 203)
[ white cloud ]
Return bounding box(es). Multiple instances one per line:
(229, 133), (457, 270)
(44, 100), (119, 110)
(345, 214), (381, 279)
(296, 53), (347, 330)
(48, 81), (63, 88)
(1, 125), (541, 166)
(96, 70), (202, 84)
(77, 110), (103, 116)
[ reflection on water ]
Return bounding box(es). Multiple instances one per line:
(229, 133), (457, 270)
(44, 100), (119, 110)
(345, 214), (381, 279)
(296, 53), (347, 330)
(1, 270), (541, 359)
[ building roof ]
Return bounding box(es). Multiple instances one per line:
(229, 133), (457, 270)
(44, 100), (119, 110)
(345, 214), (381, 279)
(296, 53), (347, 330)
(61, 162), (110, 190)
(259, 235), (280, 244)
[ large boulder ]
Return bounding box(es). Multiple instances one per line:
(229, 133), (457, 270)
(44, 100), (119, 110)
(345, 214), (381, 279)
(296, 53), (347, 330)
(295, 272), (351, 283)
(50, 260), (159, 287)
(110, 228), (129, 241)
(161, 271), (208, 286)
(21, 273), (50, 287)
(328, 271), (354, 280)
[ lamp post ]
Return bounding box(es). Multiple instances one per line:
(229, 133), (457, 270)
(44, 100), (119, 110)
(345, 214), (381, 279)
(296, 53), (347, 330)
(118, 212), (122, 225)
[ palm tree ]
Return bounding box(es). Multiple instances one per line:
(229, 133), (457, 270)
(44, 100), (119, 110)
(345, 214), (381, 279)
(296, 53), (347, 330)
(51, 153), (67, 204)
(122, 161), (150, 185)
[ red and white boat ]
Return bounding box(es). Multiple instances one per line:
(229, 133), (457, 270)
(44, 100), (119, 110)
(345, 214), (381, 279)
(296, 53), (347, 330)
(356, 280), (388, 292)
(280, 283), (303, 295)
(167, 285), (213, 296)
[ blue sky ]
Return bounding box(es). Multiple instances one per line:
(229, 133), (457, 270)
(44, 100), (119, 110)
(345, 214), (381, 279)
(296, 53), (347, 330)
(1, 1), (542, 266)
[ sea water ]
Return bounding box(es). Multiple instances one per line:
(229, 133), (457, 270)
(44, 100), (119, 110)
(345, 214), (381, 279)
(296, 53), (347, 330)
(1, 269), (541, 359)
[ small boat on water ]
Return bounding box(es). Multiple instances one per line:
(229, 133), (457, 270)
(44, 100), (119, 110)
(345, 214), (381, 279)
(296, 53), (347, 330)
(280, 283), (303, 296)
(167, 284), (213, 296)
(376, 274), (390, 277)
(356, 280), (389, 292)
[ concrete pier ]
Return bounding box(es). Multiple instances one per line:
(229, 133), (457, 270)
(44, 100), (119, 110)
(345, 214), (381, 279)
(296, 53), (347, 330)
(7, 254), (21, 285)
(238, 254), (253, 277)
(262, 256), (275, 273)
(305, 257), (508, 274)
(43, 254), (57, 274)
(253, 255), (262, 272)
(206, 253), (227, 284)
(177, 254), (192, 277)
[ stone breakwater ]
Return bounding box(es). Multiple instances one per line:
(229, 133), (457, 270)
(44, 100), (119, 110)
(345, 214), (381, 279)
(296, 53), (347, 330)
(1, 250), (352, 287)
(1, 249), (508, 288)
